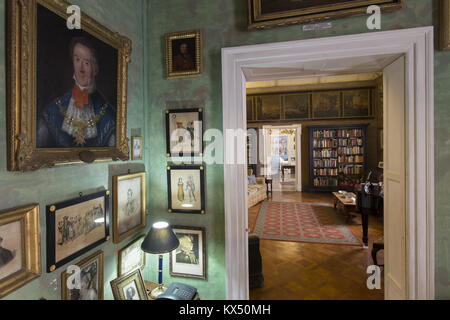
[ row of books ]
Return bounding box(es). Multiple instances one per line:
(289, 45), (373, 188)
(313, 159), (338, 168)
(313, 149), (338, 158)
(338, 146), (364, 155)
(338, 138), (363, 147)
(312, 128), (364, 139)
(338, 155), (365, 163)
(313, 177), (339, 187)
(313, 138), (364, 148)
(341, 165), (365, 175)
(313, 168), (339, 176)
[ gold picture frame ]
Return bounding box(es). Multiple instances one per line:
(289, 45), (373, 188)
(61, 250), (104, 300)
(118, 236), (146, 276)
(110, 269), (148, 300)
(441, 0), (450, 50)
(0, 204), (41, 299)
(248, 0), (403, 30)
(113, 172), (147, 244)
(165, 30), (202, 79)
(131, 136), (143, 161)
(6, 0), (132, 172)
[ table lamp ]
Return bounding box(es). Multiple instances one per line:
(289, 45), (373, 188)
(141, 221), (180, 298)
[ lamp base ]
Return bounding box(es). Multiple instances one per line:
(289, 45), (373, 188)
(150, 285), (167, 299)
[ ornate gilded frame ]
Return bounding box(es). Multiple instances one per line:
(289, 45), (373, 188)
(165, 30), (202, 79)
(110, 269), (148, 300)
(441, 0), (450, 50)
(0, 204), (41, 299)
(247, 0), (403, 30)
(6, 0), (132, 172)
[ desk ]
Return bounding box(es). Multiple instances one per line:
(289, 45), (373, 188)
(144, 281), (200, 300)
(281, 165), (295, 181)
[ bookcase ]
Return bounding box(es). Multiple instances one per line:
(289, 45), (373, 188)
(309, 124), (368, 192)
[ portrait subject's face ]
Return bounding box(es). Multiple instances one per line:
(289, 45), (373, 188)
(73, 43), (98, 87)
(180, 43), (188, 55)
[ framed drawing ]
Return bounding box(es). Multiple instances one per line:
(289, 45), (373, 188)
(342, 89), (371, 117)
(61, 250), (104, 300)
(118, 236), (146, 276)
(283, 93), (310, 120)
(256, 95), (281, 121)
(170, 226), (206, 279)
(248, 0), (403, 29)
(166, 109), (204, 157)
(131, 136), (143, 161)
(0, 205), (41, 299)
(441, 0), (450, 50)
(46, 190), (110, 273)
(167, 165), (205, 214)
(110, 269), (148, 300)
(312, 91), (341, 119)
(6, 0), (132, 172)
(113, 172), (147, 243)
(166, 30), (202, 79)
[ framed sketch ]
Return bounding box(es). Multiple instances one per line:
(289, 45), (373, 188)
(0, 205), (41, 299)
(342, 89), (371, 117)
(166, 109), (204, 157)
(118, 236), (146, 276)
(283, 93), (310, 120)
(113, 172), (147, 243)
(6, 0), (132, 172)
(170, 226), (206, 279)
(61, 250), (104, 300)
(247, 0), (403, 29)
(256, 95), (281, 121)
(441, 0), (450, 50)
(46, 190), (110, 273)
(166, 30), (202, 79)
(131, 137), (143, 161)
(312, 91), (341, 119)
(110, 269), (148, 300)
(167, 165), (205, 214)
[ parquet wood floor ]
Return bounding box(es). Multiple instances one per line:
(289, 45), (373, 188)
(249, 191), (384, 300)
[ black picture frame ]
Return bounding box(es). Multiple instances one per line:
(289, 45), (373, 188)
(167, 164), (205, 214)
(166, 108), (204, 157)
(46, 190), (110, 273)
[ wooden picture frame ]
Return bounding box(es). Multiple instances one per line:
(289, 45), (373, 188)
(61, 250), (104, 300)
(312, 91), (341, 119)
(110, 269), (148, 300)
(166, 30), (202, 79)
(118, 236), (146, 276)
(131, 136), (143, 161)
(342, 89), (371, 118)
(6, 0), (132, 172)
(0, 204), (41, 299)
(167, 165), (205, 214)
(166, 108), (204, 157)
(255, 95), (282, 121)
(283, 93), (310, 120)
(46, 190), (110, 273)
(113, 172), (147, 244)
(441, 0), (450, 50)
(247, 0), (403, 29)
(170, 226), (206, 280)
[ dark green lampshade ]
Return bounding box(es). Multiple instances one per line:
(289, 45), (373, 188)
(141, 222), (180, 254)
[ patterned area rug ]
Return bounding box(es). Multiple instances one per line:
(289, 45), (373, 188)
(254, 202), (361, 246)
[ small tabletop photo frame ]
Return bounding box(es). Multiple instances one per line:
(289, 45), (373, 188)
(110, 269), (148, 300)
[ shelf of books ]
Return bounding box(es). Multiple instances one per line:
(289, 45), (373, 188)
(309, 125), (368, 192)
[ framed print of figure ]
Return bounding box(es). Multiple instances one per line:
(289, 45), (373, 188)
(113, 172), (147, 243)
(118, 236), (146, 276)
(131, 137), (143, 161)
(61, 250), (104, 300)
(46, 190), (110, 273)
(0, 205), (41, 299)
(166, 109), (203, 157)
(166, 30), (202, 78)
(167, 165), (205, 214)
(6, 0), (132, 172)
(110, 269), (148, 300)
(170, 226), (206, 280)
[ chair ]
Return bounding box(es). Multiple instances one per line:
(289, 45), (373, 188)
(371, 237), (384, 266)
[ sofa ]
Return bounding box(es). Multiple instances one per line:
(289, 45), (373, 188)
(248, 169), (267, 208)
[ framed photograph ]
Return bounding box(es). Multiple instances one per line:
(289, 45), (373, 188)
(6, 0), (132, 172)
(312, 91), (341, 119)
(256, 95), (281, 121)
(170, 226), (206, 279)
(166, 109), (203, 157)
(118, 236), (146, 276)
(166, 30), (202, 79)
(110, 269), (148, 300)
(247, 0), (403, 29)
(342, 89), (371, 117)
(283, 93), (310, 120)
(441, 0), (450, 50)
(0, 205), (41, 299)
(61, 250), (104, 300)
(46, 190), (110, 273)
(113, 172), (147, 243)
(167, 165), (205, 214)
(131, 137), (143, 161)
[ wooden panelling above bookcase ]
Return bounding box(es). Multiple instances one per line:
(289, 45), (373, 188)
(247, 87), (374, 123)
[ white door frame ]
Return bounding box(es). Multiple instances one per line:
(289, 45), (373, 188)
(222, 27), (435, 300)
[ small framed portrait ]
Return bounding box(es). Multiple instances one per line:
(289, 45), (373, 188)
(342, 89), (371, 118)
(170, 226), (206, 279)
(0, 205), (41, 299)
(167, 165), (205, 214)
(166, 30), (202, 79)
(113, 172), (147, 243)
(61, 250), (104, 300)
(118, 236), (146, 276)
(312, 91), (341, 119)
(166, 109), (204, 157)
(131, 137), (143, 161)
(46, 190), (110, 273)
(110, 269), (148, 300)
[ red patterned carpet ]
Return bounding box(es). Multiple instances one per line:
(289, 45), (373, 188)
(253, 202), (361, 246)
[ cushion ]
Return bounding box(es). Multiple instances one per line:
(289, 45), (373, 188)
(248, 175), (257, 185)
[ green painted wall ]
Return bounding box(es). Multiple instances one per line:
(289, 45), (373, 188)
(148, 0), (450, 299)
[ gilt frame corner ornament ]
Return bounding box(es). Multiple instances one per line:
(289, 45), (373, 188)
(6, 0), (132, 172)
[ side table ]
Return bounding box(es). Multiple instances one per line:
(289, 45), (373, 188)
(265, 177), (273, 197)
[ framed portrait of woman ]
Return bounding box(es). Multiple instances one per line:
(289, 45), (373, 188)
(167, 165), (205, 214)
